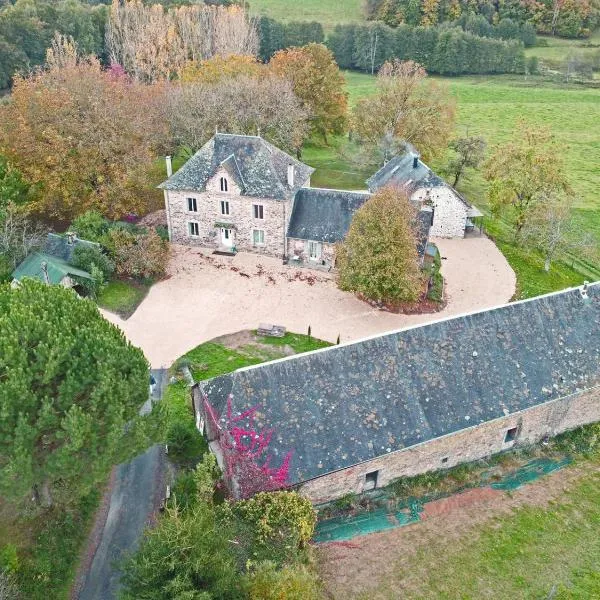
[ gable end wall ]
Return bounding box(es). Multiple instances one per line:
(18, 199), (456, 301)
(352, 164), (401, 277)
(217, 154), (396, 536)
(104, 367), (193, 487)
(299, 387), (600, 504)
(412, 186), (468, 238)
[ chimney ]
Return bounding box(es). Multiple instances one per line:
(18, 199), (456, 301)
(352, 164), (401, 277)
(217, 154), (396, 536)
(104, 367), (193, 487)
(287, 164), (294, 188)
(412, 155), (419, 169)
(166, 155), (173, 178)
(66, 231), (76, 245)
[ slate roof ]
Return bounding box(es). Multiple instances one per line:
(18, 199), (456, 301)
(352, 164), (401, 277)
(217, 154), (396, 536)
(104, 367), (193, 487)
(366, 147), (472, 209)
(44, 232), (99, 263)
(201, 283), (600, 486)
(158, 133), (314, 199)
(287, 188), (371, 243)
(12, 252), (93, 284)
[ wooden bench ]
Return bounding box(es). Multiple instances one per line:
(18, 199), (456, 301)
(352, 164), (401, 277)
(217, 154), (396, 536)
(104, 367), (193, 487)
(257, 323), (286, 338)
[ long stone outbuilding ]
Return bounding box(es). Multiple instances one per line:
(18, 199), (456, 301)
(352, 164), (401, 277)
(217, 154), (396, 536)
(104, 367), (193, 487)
(194, 282), (600, 503)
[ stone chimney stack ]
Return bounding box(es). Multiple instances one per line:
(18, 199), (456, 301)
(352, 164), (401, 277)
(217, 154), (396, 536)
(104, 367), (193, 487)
(287, 164), (294, 188)
(166, 155), (173, 178)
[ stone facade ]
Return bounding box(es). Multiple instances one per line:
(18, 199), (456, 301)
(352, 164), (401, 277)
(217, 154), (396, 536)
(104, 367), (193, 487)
(412, 186), (469, 238)
(165, 169), (287, 257)
(298, 387), (600, 504)
(286, 238), (336, 270)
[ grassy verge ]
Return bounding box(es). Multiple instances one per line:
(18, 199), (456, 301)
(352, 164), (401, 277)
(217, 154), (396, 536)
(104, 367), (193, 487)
(0, 489), (102, 599)
(375, 465), (600, 599)
(179, 331), (332, 382)
(97, 279), (150, 319)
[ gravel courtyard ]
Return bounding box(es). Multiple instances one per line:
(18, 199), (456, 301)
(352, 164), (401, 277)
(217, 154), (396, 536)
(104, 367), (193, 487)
(101, 236), (516, 368)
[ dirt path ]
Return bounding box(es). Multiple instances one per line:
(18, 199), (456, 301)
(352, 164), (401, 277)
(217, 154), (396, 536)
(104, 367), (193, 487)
(101, 236), (516, 367)
(316, 463), (597, 599)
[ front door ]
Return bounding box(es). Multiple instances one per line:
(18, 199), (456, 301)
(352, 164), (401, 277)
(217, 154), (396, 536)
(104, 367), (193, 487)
(221, 228), (233, 248)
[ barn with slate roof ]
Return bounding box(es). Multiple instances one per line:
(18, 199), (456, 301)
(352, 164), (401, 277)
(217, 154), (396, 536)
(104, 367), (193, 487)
(194, 282), (600, 503)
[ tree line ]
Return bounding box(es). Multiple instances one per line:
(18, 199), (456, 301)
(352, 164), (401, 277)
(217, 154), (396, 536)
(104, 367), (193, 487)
(327, 22), (532, 75)
(364, 0), (600, 39)
(1, 0), (544, 92)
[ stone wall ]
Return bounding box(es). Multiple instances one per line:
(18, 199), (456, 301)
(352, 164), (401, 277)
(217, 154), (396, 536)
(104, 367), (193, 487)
(287, 238), (336, 269)
(412, 186), (468, 238)
(165, 169), (287, 257)
(298, 387), (600, 504)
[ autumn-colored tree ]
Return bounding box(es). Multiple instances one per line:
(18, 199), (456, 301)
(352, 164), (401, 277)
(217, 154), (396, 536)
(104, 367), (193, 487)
(445, 135), (486, 187)
(106, 0), (258, 83)
(168, 74), (309, 153)
(106, 227), (169, 280)
(270, 43), (348, 143)
(523, 192), (596, 272)
(337, 186), (423, 305)
(0, 53), (168, 220)
(353, 60), (455, 163)
(180, 54), (263, 84)
(485, 122), (571, 242)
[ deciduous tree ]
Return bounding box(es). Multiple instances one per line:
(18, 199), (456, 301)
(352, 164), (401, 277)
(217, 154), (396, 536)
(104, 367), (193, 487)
(270, 43), (348, 144)
(523, 193), (596, 272)
(0, 55), (167, 220)
(337, 186), (423, 305)
(352, 59), (455, 163)
(168, 74), (309, 153)
(445, 135), (486, 187)
(0, 280), (163, 509)
(485, 122), (571, 242)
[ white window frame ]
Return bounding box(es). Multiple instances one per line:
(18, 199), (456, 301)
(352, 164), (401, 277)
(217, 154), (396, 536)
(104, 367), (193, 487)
(253, 204), (264, 219)
(220, 200), (230, 216)
(188, 221), (199, 237)
(252, 229), (265, 246)
(187, 197), (197, 212)
(308, 240), (322, 261)
(220, 177), (228, 192)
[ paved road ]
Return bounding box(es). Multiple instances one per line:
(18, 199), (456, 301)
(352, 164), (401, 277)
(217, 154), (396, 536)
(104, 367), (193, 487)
(78, 368), (169, 600)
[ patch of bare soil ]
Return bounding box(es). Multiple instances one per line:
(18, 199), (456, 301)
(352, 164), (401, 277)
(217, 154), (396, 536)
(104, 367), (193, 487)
(316, 463), (596, 600)
(210, 330), (296, 357)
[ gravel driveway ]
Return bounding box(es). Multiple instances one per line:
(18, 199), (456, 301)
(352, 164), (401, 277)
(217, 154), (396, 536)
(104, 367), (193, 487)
(101, 236), (516, 368)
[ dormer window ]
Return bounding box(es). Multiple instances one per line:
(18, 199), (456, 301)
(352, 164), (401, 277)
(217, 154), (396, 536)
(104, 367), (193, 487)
(220, 177), (228, 192)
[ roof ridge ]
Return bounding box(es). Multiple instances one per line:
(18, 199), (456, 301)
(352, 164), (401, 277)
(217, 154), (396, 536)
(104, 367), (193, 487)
(302, 187), (371, 195)
(232, 281), (600, 375)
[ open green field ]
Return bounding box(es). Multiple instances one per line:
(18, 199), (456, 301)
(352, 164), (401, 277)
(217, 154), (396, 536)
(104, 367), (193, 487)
(525, 31), (600, 68)
(250, 0), (363, 25)
(304, 71), (600, 297)
(320, 463), (600, 599)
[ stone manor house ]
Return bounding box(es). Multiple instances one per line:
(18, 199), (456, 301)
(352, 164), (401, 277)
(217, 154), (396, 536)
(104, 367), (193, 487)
(159, 133), (481, 268)
(194, 282), (600, 503)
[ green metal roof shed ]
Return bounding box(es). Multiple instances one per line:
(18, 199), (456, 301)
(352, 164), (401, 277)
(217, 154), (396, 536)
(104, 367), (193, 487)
(12, 252), (93, 286)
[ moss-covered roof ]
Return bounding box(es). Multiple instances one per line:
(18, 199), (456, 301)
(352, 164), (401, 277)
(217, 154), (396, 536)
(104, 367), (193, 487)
(12, 252), (93, 284)
(202, 283), (600, 486)
(159, 133), (314, 199)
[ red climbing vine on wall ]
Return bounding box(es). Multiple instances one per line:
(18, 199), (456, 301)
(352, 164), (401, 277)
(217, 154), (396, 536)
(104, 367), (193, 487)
(203, 394), (292, 498)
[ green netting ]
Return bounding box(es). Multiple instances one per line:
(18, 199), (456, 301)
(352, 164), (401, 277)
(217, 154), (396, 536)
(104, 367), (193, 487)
(314, 456), (573, 543)
(490, 456), (572, 491)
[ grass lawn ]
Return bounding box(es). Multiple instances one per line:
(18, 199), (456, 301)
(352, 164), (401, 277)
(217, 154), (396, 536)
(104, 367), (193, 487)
(525, 31), (600, 69)
(367, 465), (600, 599)
(96, 279), (150, 319)
(180, 331), (331, 381)
(249, 0), (363, 26)
(303, 70), (600, 297)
